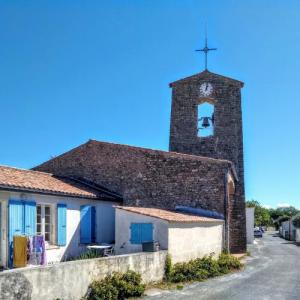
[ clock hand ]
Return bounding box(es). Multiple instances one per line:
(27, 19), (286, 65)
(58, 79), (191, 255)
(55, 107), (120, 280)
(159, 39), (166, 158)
(205, 83), (208, 91)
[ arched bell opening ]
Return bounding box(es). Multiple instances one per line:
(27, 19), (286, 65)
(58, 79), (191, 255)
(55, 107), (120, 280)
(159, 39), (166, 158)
(197, 101), (215, 137)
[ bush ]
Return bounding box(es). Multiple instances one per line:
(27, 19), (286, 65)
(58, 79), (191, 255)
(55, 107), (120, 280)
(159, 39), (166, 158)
(193, 255), (221, 277)
(89, 278), (119, 300)
(217, 252), (242, 274)
(87, 270), (145, 300)
(164, 254), (172, 281)
(67, 250), (102, 261)
(166, 252), (242, 284)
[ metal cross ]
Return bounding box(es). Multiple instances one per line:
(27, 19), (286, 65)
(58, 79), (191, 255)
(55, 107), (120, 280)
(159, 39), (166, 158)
(195, 32), (217, 70)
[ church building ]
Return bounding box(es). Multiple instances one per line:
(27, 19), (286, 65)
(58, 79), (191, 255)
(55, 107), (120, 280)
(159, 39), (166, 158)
(34, 68), (247, 254)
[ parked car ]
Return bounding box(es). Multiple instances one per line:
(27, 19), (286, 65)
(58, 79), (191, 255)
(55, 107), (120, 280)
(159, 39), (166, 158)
(254, 229), (263, 238)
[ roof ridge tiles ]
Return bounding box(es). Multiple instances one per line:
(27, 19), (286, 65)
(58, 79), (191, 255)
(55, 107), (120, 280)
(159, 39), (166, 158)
(0, 164), (54, 176)
(88, 139), (232, 165)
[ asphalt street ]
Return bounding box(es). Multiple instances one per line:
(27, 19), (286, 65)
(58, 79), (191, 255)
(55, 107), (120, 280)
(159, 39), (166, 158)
(144, 232), (300, 300)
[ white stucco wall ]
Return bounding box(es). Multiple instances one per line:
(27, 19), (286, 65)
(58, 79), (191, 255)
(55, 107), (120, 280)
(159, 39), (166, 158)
(281, 220), (291, 240)
(0, 190), (118, 267)
(296, 228), (300, 243)
(115, 208), (224, 264)
(115, 209), (169, 254)
(246, 207), (255, 244)
(281, 220), (296, 241)
(168, 221), (224, 263)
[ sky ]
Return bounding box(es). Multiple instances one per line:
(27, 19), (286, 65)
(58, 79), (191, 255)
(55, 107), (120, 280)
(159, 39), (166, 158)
(0, 0), (299, 209)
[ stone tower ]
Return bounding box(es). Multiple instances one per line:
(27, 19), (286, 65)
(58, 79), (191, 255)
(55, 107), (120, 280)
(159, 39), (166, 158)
(169, 70), (246, 253)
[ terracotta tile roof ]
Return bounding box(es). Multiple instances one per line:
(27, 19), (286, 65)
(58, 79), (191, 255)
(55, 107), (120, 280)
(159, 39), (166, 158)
(0, 165), (121, 200)
(116, 206), (223, 223)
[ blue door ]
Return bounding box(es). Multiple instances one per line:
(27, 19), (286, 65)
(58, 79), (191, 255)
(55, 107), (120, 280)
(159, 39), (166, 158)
(8, 200), (37, 266)
(8, 200), (25, 266)
(24, 201), (37, 236)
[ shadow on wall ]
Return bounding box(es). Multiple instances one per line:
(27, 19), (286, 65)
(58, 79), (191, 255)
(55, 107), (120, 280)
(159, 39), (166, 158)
(0, 272), (32, 300)
(59, 205), (115, 262)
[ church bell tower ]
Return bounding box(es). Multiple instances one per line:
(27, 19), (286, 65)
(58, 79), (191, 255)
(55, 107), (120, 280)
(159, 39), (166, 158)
(168, 40), (246, 253)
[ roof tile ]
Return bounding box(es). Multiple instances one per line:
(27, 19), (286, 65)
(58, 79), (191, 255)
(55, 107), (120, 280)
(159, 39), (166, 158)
(116, 206), (223, 223)
(0, 165), (118, 200)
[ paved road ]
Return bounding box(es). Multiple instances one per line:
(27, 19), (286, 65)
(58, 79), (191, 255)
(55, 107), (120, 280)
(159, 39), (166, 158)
(144, 232), (300, 300)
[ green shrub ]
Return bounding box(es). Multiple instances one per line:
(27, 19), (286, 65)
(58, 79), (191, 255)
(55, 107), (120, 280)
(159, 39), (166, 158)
(164, 254), (172, 281)
(89, 277), (119, 300)
(193, 255), (221, 277)
(166, 252), (242, 284)
(67, 250), (102, 261)
(217, 252), (242, 274)
(87, 270), (145, 300)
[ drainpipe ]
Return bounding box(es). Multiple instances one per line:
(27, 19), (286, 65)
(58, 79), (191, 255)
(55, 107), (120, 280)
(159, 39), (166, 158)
(224, 170), (230, 253)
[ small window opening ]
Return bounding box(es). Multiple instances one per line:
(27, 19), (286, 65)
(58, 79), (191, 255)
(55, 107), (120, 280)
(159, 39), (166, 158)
(198, 102), (214, 137)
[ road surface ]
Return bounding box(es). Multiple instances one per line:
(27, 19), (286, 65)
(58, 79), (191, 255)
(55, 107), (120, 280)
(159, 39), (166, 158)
(145, 232), (300, 300)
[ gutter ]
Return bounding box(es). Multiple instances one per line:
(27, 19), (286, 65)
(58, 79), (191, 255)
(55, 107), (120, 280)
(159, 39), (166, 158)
(0, 185), (121, 202)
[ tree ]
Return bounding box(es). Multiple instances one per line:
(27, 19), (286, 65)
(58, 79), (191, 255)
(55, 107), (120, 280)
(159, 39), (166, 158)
(269, 206), (299, 221)
(246, 200), (272, 227)
(291, 214), (300, 229)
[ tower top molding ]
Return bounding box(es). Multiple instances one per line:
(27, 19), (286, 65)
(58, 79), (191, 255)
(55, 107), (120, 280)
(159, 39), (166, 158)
(169, 70), (244, 88)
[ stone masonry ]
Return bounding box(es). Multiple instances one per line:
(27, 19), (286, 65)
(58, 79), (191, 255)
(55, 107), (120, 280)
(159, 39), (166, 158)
(169, 70), (246, 253)
(34, 70), (247, 253)
(35, 140), (235, 228)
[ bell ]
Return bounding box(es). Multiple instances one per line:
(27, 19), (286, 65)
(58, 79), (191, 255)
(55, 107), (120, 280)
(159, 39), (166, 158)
(201, 117), (210, 128)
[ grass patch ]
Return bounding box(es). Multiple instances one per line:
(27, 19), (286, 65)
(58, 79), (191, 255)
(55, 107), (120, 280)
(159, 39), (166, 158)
(67, 250), (103, 261)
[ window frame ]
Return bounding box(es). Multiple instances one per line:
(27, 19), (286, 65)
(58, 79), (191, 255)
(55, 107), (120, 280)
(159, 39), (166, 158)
(36, 203), (55, 245)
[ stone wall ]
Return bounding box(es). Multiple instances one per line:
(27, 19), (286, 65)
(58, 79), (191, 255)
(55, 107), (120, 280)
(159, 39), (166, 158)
(0, 251), (167, 300)
(169, 70), (246, 253)
(35, 140), (233, 220)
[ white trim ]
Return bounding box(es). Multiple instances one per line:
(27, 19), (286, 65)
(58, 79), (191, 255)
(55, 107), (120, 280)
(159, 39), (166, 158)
(36, 203), (56, 246)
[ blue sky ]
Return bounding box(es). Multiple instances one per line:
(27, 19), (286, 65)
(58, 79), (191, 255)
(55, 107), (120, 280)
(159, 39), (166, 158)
(0, 1), (299, 209)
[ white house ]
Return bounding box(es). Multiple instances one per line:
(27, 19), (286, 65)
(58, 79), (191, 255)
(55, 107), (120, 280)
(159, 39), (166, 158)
(246, 207), (255, 244)
(281, 219), (296, 241)
(0, 165), (121, 268)
(115, 206), (224, 263)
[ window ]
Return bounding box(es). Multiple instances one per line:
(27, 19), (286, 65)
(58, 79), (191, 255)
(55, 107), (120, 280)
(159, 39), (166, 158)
(198, 102), (214, 137)
(130, 223), (153, 244)
(36, 204), (53, 243)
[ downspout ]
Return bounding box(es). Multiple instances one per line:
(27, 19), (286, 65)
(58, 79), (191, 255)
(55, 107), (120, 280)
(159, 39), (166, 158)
(224, 170), (230, 253)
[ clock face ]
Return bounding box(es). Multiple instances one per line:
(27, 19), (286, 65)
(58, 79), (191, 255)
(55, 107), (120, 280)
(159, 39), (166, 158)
(199, 82), (213, 96)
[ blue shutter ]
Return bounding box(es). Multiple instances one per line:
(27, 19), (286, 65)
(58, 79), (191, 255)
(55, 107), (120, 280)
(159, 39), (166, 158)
(8, 200), (24, 266)
(130, 223), (141, 244)
(141, 223), (153, 242)
(57, 204), (67, 246)
(80, 205), (92, 244)
(24, 201), (36, 236)
(91, 206), (96, 243)
(8, 200), (24, 242)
